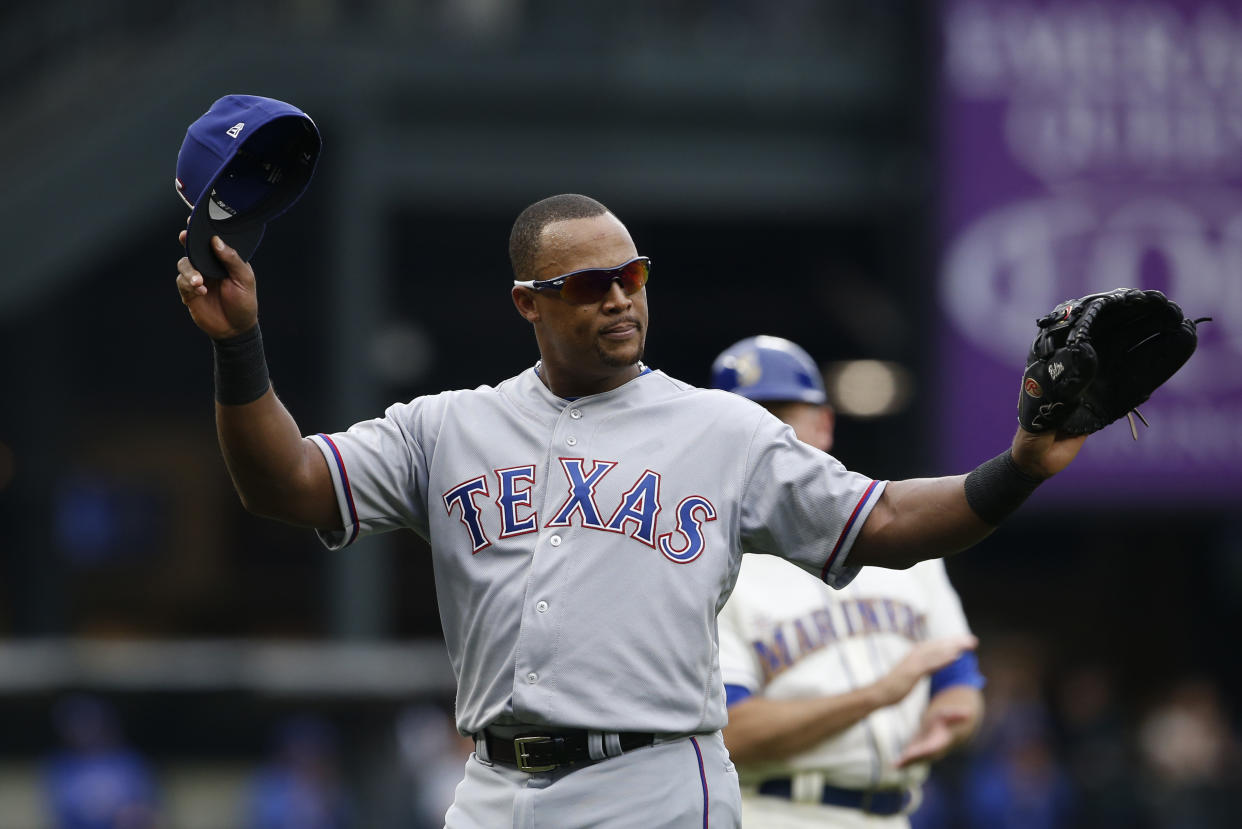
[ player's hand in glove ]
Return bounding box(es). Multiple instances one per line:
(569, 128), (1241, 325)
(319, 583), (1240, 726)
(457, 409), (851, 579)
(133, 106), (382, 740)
(1009, 288), (1202, 479)
(1017, 288), (1201, 437)
(175, 230), (259, 339)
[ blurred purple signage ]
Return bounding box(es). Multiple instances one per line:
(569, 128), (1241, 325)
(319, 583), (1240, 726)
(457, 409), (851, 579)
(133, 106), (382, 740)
(938, 0), (1242, 505)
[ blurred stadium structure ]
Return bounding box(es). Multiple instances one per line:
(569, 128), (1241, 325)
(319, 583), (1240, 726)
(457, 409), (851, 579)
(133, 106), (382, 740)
(0, 0), (1239, 826)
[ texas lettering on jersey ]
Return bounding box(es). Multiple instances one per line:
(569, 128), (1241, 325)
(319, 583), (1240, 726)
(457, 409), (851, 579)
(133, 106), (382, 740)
(752, 598), (928, 683)
(441, 458), (718, 564)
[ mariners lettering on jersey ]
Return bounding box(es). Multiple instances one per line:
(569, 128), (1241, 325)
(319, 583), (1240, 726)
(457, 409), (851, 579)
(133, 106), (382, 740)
(441, 459), (714, 562)
(753, 598), (928, 682)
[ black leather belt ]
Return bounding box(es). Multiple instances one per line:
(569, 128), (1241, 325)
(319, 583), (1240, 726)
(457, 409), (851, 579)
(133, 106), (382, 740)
(757, 778), (911, 816)
(479, 727), (655, 773)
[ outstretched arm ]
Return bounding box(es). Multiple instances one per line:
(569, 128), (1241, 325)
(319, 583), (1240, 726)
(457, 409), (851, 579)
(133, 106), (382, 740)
(722, 635), (977, 765)
(175, 231), (340, 530)
(849, 429), (1086, 570)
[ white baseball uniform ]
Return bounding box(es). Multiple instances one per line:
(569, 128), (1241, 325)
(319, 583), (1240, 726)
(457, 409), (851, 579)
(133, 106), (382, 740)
(718, 555), (980, 828)
(307, 365), (886, 828)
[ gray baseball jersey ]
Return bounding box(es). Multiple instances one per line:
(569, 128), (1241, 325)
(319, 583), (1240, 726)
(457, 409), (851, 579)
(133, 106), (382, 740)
(308, 365), (885, 736)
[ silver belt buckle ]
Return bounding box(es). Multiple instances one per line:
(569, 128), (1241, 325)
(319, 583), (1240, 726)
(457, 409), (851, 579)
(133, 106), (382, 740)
(514, 735), (557, 772)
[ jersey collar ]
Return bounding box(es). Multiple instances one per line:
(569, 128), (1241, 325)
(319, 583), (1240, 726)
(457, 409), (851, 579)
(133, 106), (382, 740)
(532, 361), (652, 402)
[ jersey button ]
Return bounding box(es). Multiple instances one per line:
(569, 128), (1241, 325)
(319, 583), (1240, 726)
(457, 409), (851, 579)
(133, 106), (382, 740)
(570, 409), (583, 419)
(536, 600), (549, 613)
(566, 436), (578, 446)
(549, 535), (562, 547)
(526, 672), (538, 684)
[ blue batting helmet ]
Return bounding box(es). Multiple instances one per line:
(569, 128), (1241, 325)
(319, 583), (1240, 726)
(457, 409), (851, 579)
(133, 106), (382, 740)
(710, 335), (827, 404)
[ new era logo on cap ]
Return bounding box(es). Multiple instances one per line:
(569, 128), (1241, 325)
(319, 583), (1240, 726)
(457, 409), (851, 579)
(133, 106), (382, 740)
(175, 95), (321, 280)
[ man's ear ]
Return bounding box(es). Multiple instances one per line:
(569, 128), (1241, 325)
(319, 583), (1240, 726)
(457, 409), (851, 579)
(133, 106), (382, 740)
(820, 405), (836, 454)
(512, 287), (540, 322)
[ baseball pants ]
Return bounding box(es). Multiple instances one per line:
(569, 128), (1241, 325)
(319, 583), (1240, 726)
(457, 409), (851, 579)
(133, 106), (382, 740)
(740, 792), (912, 829)
(444, 731), (742, 828)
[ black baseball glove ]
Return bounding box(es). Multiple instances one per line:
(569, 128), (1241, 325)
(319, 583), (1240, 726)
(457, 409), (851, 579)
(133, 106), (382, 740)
(1017, 288), (1203, 437)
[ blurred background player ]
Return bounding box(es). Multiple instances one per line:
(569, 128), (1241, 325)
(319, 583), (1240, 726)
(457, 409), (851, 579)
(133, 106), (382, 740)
(711, 336), (986, 828)
(243, 714), (352, 829)
(40, 694), (161, 829)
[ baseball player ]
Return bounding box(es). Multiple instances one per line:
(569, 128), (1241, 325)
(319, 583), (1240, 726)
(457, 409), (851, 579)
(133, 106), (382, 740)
(710, 336), (984, 828)
(173, 192), (1086, 829)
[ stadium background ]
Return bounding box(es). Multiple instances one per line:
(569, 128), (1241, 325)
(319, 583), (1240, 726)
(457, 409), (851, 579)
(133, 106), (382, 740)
(1, 1), (1239, 826)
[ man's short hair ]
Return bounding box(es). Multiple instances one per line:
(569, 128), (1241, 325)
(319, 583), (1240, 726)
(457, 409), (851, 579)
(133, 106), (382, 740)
(509, 194), (610, 281)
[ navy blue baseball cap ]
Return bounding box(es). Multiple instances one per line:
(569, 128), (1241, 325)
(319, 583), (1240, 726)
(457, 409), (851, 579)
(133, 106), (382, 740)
(175, 94), (321, 279)
(711, 335), (828, 404)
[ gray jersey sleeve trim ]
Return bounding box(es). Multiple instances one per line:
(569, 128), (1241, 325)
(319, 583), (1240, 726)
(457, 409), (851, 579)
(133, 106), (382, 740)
(821, 479), (887, 590)
(309, 433), (358, 551)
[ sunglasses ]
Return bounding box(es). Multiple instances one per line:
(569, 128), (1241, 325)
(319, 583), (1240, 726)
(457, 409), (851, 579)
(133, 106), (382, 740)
(513, 257), (651, 304)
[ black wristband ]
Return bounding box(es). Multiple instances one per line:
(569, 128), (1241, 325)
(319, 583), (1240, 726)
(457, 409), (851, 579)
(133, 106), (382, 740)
(963, 450), (1044, 525)
(212, 324), (271, 405)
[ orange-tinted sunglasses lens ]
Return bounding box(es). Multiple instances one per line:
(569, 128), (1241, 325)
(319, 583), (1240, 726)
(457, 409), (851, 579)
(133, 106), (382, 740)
(558, 258), (650, 304)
